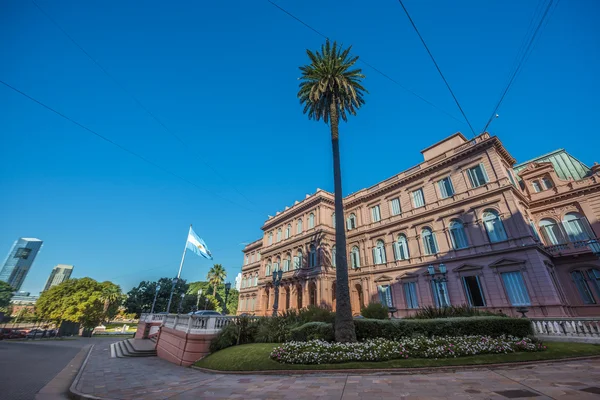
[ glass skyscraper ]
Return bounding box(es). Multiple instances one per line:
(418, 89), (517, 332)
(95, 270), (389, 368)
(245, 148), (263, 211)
(43, 264), (74, 291)
(0, 238), (43, 291)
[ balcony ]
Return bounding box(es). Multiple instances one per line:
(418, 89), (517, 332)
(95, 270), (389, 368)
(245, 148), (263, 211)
(544, 238), (600, 257)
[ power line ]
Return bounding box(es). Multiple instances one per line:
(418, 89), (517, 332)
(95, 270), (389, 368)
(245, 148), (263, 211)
(266, 0), (465, 126)
(31, 0), (258, 210)
(481, 0), (558, 134)
(0, 79), (261, 215)
(396, 0), (475, 135)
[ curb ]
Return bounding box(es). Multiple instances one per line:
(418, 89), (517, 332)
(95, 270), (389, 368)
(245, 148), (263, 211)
(191, 354), (600, 376)
(68, 344), (110, 400)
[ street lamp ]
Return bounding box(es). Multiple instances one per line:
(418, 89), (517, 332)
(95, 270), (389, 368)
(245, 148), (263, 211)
(428, 264), (449, 307)
(196, 289), (203, 313)
(166, 277), (178, 314)
(177, 292), (185, 314)
(272, 270), (283, 317)
(223, 282), (232, 315)
(150, 284), (161, 314)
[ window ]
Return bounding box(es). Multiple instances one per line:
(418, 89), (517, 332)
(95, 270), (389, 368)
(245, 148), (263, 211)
(542, 177), (553, 190)
(276, 228), (282, 242)
(373, 240), (387, 265)
(257, 252), (261, 261)
(467, 163), (489, 188)
(563, 212), (592, 242)
(254, 272), (258, 286)
(283, 254), (291, 272)
(572, 271), (596, 304)
(331, 245), (336, 267)
(274, 257), (280, 272)
(449, 220), (468, 249)
(308, 213), (315, 229)
(431, 280), (450, 307)
(250, 253), (255, 263)
(347, 213), (357, 230)
(297, 219), (303, 234)
(506, 168), (516, 186)
(483, 210), (508, 243)
(438, 177), (455, 198)
(532, 180), (542, 193)
(265, 261), (271, 276)
(403, 282), (419, 309)
(501, 271), (531, 306)
(411, 188), (425, 208)
(539, 218), (564, 245)
(588, 269), (600, 299)
(242, 276), (246, 288)
(462, 275), (486, 307)
(529, 220), (541, 241)
(285, 224), (291, 239)
(309, 244), (317, 267)
(268, 232), (273, 245)
(394, 235), (410, 260)
(351, 246), (361, 268)
(371, 205), (381, 222)
(421, 228), (438, 255)
(378, 285), (393, 308)
(390, 198), (401, 216)
(294, 250), (302, 269)
(245, 255), (249, 265)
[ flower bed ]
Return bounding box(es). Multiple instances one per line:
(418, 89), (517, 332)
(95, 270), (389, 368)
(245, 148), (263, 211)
(270, 336), (546, 364)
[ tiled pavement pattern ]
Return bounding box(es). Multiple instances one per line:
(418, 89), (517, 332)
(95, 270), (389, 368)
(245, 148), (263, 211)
(76, 343), (600, 399)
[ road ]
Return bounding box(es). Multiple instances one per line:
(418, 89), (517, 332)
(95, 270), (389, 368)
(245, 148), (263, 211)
(0, 337), (118, 400)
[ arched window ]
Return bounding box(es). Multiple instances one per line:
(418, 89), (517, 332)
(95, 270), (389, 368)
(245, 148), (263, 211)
(347, 213), (357, 230)
(351, 246), (361, 268)
(309, 244), (317, 267)
(268, 232), (273, 245)
(331, 212), (336, 227)
(285, 224), (291, 239)
(373, 240), (387, 264)
(394, 234), (409, 260)
(242, 275), (246, 288)
(283, 253), (291, 272)
(274, 256), (281, 272)
(483, 210), (508, 243)
(308, 213), (315, 229)
(449, 220), (468, 249)
(532, 180), (542, 193)
(297, 218), (303, 234)
(539, 218), (564, 245)
(331, 245), (336, 267)
(422, 228), (438, 255)
(563, 212), (592, 242)
(265, 260), (271, 276)
(276, 228), (282, 242)
(294, 250), (303, 269)
(254, 272), (259, 286)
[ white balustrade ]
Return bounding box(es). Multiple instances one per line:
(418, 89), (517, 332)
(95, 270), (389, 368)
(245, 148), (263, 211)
(156, 314), (262, 335)
(530, 318), (600, 341)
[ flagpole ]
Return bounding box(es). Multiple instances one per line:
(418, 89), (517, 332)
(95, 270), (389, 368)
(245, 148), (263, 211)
(166, 225), (191, 314)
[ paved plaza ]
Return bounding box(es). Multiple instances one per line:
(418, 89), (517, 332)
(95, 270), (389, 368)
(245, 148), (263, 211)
(73, 340), (600, 400)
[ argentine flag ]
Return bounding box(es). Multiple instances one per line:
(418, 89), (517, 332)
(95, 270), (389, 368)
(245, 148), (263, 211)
(186, 227), (213, 260)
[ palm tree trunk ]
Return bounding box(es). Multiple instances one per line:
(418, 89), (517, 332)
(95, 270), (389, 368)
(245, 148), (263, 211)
(330, 98), (357, 343)
(213, 283), (217, 297)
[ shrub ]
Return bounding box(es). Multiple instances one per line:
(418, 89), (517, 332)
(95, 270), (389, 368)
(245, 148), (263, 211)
(271, 336), (546, 364)
(297, 305), (335, 324)
(354, 317), (532, 340)
(255, 315), (293, 343)
(406, 305), (507, 319)
(290, 322), (334, 342)
(209, 316), (258, 353)
(360, 303), (389, 319)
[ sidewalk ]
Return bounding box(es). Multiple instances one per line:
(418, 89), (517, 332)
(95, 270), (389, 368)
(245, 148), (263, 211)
(73, 342), (600, 399)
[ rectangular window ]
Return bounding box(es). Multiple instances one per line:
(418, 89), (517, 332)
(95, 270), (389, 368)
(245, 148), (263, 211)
(293, 256), (300, 270)
(390, 198), (401, 216)
(588, 269), (600, 300)
(431, 281), (450, 307)
(403, 282), (419, 309)
(462, 275), (486, 307)
(371, 205), (381, 222)
(506, 168), (516, 186)
(467, 163), (489, 188)
(411, 188), (425, 208)
(532, 181), (542, 193)
(378, 285), (393, 308)
(572, 271), (596, 304)
(437, 177), (455, 198)
(501, 271), (531, 306)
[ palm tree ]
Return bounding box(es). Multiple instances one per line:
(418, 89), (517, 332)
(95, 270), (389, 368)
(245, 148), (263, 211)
(100, 282), (122, 316)
(298, 39), (366, 343)
(207, 264), (227, 296)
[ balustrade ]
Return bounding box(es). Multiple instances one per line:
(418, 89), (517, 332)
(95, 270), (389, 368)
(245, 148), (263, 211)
(530, 318), (600, 340)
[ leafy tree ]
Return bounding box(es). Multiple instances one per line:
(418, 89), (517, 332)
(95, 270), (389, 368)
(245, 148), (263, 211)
(100, 281), (124, 321)
(298, 39), (366, 342)
(188, 281), (238, 314)
(0, 281), (15, 309)
(206, 264), (226, 296)
(125, 277), (187, 316)
(36, 277), (120, 328)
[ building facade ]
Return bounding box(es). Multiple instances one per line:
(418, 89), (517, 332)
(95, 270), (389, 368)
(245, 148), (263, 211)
(237, 132), (600, 318)
(0, 238), (43, 291)
(42, 264), (74, 292)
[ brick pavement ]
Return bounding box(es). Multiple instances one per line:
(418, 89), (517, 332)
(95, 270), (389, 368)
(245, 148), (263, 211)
(74, 342), (600, 399)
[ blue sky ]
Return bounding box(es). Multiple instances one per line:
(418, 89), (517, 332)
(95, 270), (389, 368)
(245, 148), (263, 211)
(1, 0), (598, 294)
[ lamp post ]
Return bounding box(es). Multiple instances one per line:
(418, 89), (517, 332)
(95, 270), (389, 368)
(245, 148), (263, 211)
(150, 284), (161, 314)
(196, 289), (203, 313)
(166, 277), (179, 314)
(428, 264), (449, 307)
(223, 282), (232, 315)
(177, 292), (185, 314)
(271, 270), (283, 317)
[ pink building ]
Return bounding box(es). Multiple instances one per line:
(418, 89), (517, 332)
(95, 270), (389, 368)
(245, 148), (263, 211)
(237, 132), (600, 318)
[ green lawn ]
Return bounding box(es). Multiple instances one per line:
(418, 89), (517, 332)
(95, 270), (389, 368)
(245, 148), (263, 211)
(194, 342), (600, 371)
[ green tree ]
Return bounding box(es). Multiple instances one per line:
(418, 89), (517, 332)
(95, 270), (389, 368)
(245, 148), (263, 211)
(36, 277), (112, 329)
(124, 277), (191, 316)
(0, 281), (15, 309)
(206, 264), (226, 296)
(187, 281), (237, 314)
(298, 39), (366, 342)
(99, 281), (124, 321)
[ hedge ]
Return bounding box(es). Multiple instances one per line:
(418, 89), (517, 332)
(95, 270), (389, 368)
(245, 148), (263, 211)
(290, 322), (335, 342)
(354, 317), (532, 340)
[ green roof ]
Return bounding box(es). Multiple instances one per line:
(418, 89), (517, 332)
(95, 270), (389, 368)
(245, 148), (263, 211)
(514, 149), (590, 181)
